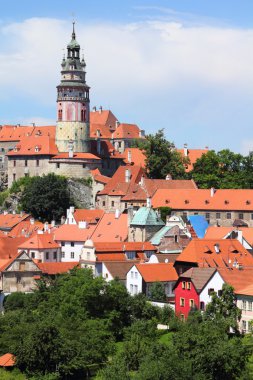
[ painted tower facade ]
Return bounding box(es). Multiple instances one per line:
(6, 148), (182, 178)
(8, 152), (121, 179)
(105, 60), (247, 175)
(56, 23), (90, 152)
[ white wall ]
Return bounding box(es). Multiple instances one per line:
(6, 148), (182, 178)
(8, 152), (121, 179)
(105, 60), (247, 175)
(199, 271), (224, 308)
(57, 241), (83, 262)
(102, 263), (114, 282)
(126, 265), (143, 295)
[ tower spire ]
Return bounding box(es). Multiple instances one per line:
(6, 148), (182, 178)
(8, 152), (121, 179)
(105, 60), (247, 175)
(72, 21), (76, 40)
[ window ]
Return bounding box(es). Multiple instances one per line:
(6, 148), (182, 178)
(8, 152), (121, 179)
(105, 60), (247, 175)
(182, 281), (186, 289)
(248, 301), (252, 311)
(102, 201), (105, 207)
(19, 262), (25, 271)
(83, 164), (86, 168)
(111, 201), (114, 207)
(36, 160), (39, 167)
(251, 213), (253, 220)
(46, 252), (49, 260)
(189, 299), (195, 308)
(61, 252), (65, 258)
(131, 271), (134, 279)
(180, 297), (185, 307)
(205, 212), (210, 219)
(61, 242), (65, 246)
(24, 173), (29, 177)
(13, 160), (16, 167)
(130, 284), (133, 294)
(13, 173), (16, 181)
(216, 213), (221, 219)
(200, 301), (205, 311)
(31, 251), (35, 259)
(238, 213), (244, 220)
(71, 252), (75, 259)
(56, 163), (60, 169)
(242, 320), (247, 331)
(208, 288), (215, 296)
(180, 314), (185, 321)
(87, 252), (90, 260)
(53, 252), (57, 260)
(135, 272), (138, 279)
(125, 203), (127, 209)
(227, 212), (231, 219)
(134, 285), (138, 294)
(71, 242), (75, 247)
(126, 251), (136, 260)
(187, 282), (191, 290)
(25, 160), (28, 167)
(242, 300), (247, 311)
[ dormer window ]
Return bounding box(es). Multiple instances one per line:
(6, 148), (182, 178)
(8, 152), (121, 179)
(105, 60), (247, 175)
(35, 146), (40, 153)
(125, 251), (136, 260)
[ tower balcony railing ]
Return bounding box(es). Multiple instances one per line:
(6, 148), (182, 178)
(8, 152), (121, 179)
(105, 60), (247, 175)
(57, 96), (88, 102)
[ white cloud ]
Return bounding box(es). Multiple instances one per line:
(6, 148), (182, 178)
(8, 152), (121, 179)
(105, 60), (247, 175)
(0, 17), (253, 152)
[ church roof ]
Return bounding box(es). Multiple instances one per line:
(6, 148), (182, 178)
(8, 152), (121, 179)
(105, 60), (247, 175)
(130, 207), (165, 227)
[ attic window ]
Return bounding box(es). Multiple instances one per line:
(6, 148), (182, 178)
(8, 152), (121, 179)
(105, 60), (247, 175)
(204, 245), (212, 254)
(205, 200), (210, 204)
(184, 199), (189, 204)
(224, 200), (229, 204)
(165, 199), (170, 204)
(246, 200), (251, 205)
(107, 222), (111, 225)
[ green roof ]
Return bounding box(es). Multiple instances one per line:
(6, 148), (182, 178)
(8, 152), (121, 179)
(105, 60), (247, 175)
(130, 207), (165, 227)
(150, 226), (172, 245)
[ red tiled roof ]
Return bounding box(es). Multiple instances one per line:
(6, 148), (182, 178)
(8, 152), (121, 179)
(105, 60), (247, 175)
(90, 123), (113, 139)
(123, 148), (146, 168)
(0, 213), (30, 230)
(7, 135), (58, 156)
(0, 236), (28, 259)
(113, 123), (144, 139)
(91, 213), (128, 242)
(152, 188), (253, 210)
(218, 267), (253, 294)
(37, 262), (79, 275)
(74, 209), (105, 224)
(136, 262), (178, 282)
(0, 353), (15, 367)
(176, 239), (253, 268)
(18, 234), (60, 250)
(9, 220), (44, 238)
(205, 226), (253, 246)
(98, 165), (145, 196)
(54, 224), (96, 242)
(177, 148), (209, 172)
(96, 254), (127, 262)
(90, 169), (110, 184)
(94, 241), (156, 252)
(90, 109), (118, 128)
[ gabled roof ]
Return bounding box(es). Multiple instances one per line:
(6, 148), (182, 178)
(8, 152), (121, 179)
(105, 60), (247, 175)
(98, 165), (145, 196)
(37, 262), (79, 275)
(205, 226), (253, 246)
(135, 262), (178, 282)
(175, 239), (253, 268)
(179, 267), (217, 293)
(177, 148), (209, 172)
(152, 188), (253, 211)
(90, 109), (117, 128)
(113, 123), (144, 139)
(0, 213), (30, 230)
(218, 267), (253, 294)
(103, 262), (136, 280)
(74, 209), (105, 224)
(151, 253), (180, 263)
(90, 169), (110, 184)
(0, 353), (15, 367)
(18, 234), (60, 250)
(130, 207), (165, 226)
(91, 213), (128, 242)
(0, 236), (28, 259)
(54, 224), (96, 242)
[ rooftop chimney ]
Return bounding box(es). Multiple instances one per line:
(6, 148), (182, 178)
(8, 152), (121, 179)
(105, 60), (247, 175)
(166, 174), (172, 180)
(3, 210), (8, 216)
(115, 120), (120, 128)
(93, 106), (97, 112)
(51, 220), (55, 228)
(125, 169), (131, 183)
(127, 150), (132, 163)
(99, 105), (102, 114)
(115, 209), (120, 219)
(183, 143), (188, 157)
(210, 187), (216, 197)
(78, 221), (87, 229)
(44, 222), (49, 231)
(146, 197), (152, 208)
(30, 218), (35, 225)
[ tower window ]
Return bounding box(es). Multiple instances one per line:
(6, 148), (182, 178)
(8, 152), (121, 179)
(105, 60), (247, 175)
(81, 109), (85, 122)
(58, 109), (62, 121)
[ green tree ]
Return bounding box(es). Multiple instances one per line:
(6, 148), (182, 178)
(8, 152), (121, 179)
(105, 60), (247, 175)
(149, 282), (166, 302)
(136, 129), (187, 179)
(21, 173), (70, 221)
(205, 283), (241, 332)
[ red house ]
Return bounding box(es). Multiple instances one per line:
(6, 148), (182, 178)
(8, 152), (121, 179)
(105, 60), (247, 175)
(174, 267), (224, 320)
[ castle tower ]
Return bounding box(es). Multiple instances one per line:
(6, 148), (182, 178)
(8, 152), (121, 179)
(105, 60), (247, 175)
(56, 23), (90, 152)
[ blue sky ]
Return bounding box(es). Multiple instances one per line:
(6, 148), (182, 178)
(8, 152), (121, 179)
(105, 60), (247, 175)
(1, 1), (253, 153)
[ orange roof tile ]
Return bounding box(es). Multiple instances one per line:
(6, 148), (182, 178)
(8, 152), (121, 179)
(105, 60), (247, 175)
(74, 209), (105, 224)
(152, 188), (253, 211)
(54, 224), (96, 242)
(176, 239), (253, 268)
(237, 283), (253, 297)
(114, 123), (144, 139)
(96, 254), (127, 261)
(177, 148), (209, 172)
(37, 262), (79, 275)
(218, 267), (253, 294)
(7, 135), (58, 156)
(123, 148), (147, 168)
(91, 213), (128, 242)
(90, 169), (110, 184)
(9, 220), (44, 238)
(90, 123), (113, 139)
(136, 262), (178, 282)
(0, 353), (15, 367)
(90, 109), (118, 128)
(0, 213), (30, 230)
(0, 125), (35, 141)
(18, 234), (60, 250)
(205, 226), (253, 246)
(98, 165), (145, 196)
(0, 236), (28, 259)
(94, 241), (156, 252)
